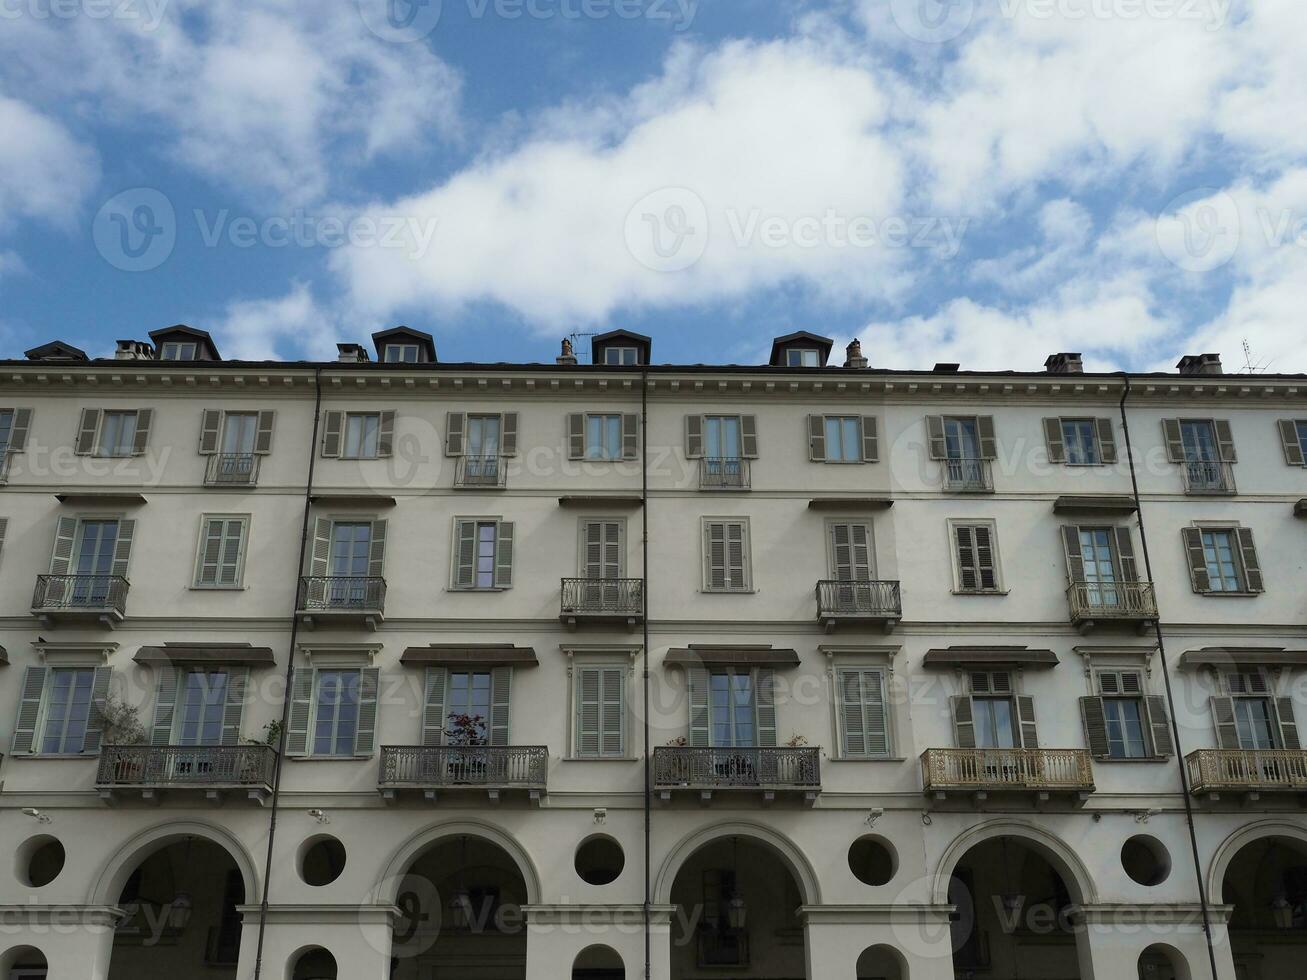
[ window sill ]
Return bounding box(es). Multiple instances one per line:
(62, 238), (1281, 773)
(951, 589), (1009, 597)
(447, 587), (509, 594)
(188, 585), (248, 592)
(829, 755), (905, 763)
(10, 753), (97, 760)
(289, 754), (374, 762)
(700, 589), (758, 595)
(1091, 756), (1173, 764)
(1196, 591), (1261, 598)
(563, 755), (637, 763)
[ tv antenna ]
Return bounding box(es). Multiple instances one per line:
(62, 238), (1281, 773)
(1241, 339), (1272, 374)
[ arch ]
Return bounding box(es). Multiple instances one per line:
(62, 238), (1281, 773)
(931, 818), (1097, 906)
(654, 821), (820, 905)
(87, 819), (259, 907)
(0, 946), (47, 973)
(287, 945), (337, 980)
(857, 943), (908, 979)
(573, 943), (624, 971)
(374, 820), (541, 905)
(1138, 943), (1192, 980)
(1207, 819), (1307, 901)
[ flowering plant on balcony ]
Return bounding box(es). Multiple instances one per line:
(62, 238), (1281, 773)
(445, 713), (488, 747)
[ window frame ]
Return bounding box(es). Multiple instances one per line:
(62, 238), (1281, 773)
(192, 513), (251, 590)
(603, 346), (640, 366)
(707, 667), (759, 748)
(159, 341), (198, 361)
(310, 668), (362, 758)
(1059, 418), (1102, 466)
(583, 413), (624, 461)
(965, 670), (1019, 749)
(1200, 527), (1246, 593)
(97, 410), (139, 458)
(700, 517), (753, 593)
(821, 415), (863, 464)
(173, 667), (231, 747)
(834, 665), (892, 759)
(37, 667), (97, 755)
(786, 348), (820, 368)
(947, 519), (1005, 595)
(569, 660), (630, 760)
(824, 518), (875, 581)
(382, 343), (421, 363)
(1297, 421), (1307, 464)
(1094, 669), (1150, 760)
(449, 517), (513, 591)
(340, 412), (382, 460)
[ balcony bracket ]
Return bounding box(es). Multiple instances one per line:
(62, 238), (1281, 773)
(204, 789), (224, 806)
(248, 790), (269, 807)
(487, 790), (501, 805)
(380, 789), (398, 805)
(529, 790), (543, 807)
(424, 790), (438, 805)
(699, 791), (713, 806)
(804, 792), (819, 807)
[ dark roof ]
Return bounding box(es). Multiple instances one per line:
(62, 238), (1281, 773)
(149, 324), (222, 361)
(24, 341), (88, 361)
(399, 645), (538, 667)
(922, 646), (1059, 669)
(134, 643), (276, 667)
(664, 645), (801, 668)
(769, 331), (834, 367)
(372, 326), (436, 363)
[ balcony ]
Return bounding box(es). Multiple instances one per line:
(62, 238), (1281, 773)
(1066, 581), (1158, 634)
(296, 576), (386, 629)
(652, 746), (821, 804)
(560, 577), (644, 628)
(378, 745), (548, 803)
(95, 744), (276, 804)
(455, 454), (507, 489)
(921, 748), (1094, 802)
(1182, 460), (1236, 495)
(943, 457), (993, 493)
(816, 579), (902, 632)
(699, 457), (750, 491)
(1186, 749), (1307, 800)
(32, 574), (129, 627)
(205, 453), (259, 487)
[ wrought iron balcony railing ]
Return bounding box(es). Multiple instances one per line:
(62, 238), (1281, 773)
(0, 449), (12, 485)
(205, 452), (259, 487)
(560, 577), (645, 622)
(921, 748), (1094, 795)
(32, 574), (129, 618)
(96, 744), (276, 795)
(943, 457), (993, 492)
(652, 746), (821, 794)
(297, 576), (386, 612)
(815, 579), (902, 624)
(699, 457), (750, 490)
(379, 745), (548, 798)
(1066, 581), (1158, 627)
(455, 454), (507, 489)
(1182, 460), (1236, 495)
(1186, 749), (1307, 795)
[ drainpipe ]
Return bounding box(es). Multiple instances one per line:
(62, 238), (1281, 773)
(251, 366), (324, 980)
(641, 366), (652, 980)
(1118, 374), (1221, 980)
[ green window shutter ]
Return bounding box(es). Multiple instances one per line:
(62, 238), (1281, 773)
(501, 412), (519, 457)
(684, 415), (703, 458)
(150, 666), (180, 745)
(1215, 419), (1237, 463)
(1016, 695), (1039, 749)
(131, 409), (153, 456)
(838, 671), (866, 757)
(951, 696), (976, 749)
(740, 415), (759, 459)
(12, 666), (48, 754)
(954, 525), (978, 591)
(221, 668), (249, 746)
(353, 668), (380, 756)
(9, 408), (32, 452)
(309, 518), (332, 578)
(971, 524), (998, 590)
(422, 668), (448, 747)
(50, 516), (78, 574)
(111, 519), (135, 578)
(1096, 418), (1117, 463)
(1162, 419), (1185, 463)
(75, 408), (100, 456)
(1278, 420), (1305, 466)
(83, 667), (113, 754)
(807, 415), (826, 462)
(255, 411), (275, 454)
(583, 521), (622, 579)
(1275, 698), (1301, 751)
(1182, 528), (1212, 593)
(688, 667), (710, 747)
(704, 522), (726, 590)
(377, 411), (396, 458)
(1210, 696), (1240, 749)
(925, 416), (946, 459)
(321, 411), (343, 458)
(285, 668), (314, 756)
(726, 522), (747, 590)
(848, 669), (889, 757)
(1235, 528), (1263, 592)
(1080, 697), (1110, 758)
(454, 520), (477, 588)
(861, 416), (879, 463)
(600, 667), (625, 757)
(567, 414), (585, 460)
(197, 517), (245, 587)
(755, 668), (777, 747)
(489, 666), (512, 746)
(1146, 696), (1175, 758)
(1043, 418), (1066, 464)
(831, 523), (872, 581)
(1060, 526), (1085, 583)
(1114, 527), (1139, 582)
(199, 410), (222, 454)
(622, 414), (639, 460)
(576, 667), (602, 757)
(977, 416), (998, 459)
(494, 522), (515, 588)
(445, 412), (465, 456)
(368, 520), (388, 579)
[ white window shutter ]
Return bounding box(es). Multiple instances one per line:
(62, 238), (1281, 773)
(12, 667), (48, 754)
(353, 668), (380, 756)
(111, 520), (135, 578)
(221, 668), (249, 746)
(861, 416), (879, 462)
(82, 667), (113, 754)
(454, 520), (477, 589)
(755, 668), (777, 747)
(131, 409), (153, 456)
(321, 411), (343, 458)
(489, 666), (512, 746)
(255, 411), (276, 454)
(576, 667), (602, 757)
(494, 522), (515, 588)
(199, 410), (222, 455)
(1043, 418), (1065, 463)
(567, 414), (585, 459)
(807, 415), (826, 462)
(285, 668), (315, 756)
(75, 408), (100, 456)
(501, 412), (519, 457)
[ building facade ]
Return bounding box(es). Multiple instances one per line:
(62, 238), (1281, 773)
(0, 326), (1305, 980)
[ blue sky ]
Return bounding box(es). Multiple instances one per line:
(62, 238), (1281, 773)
(0, 0), (1303, 371)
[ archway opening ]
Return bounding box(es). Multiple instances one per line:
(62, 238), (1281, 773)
(289, 946), (337, 980)
(0, 946), (48, 979)
(948, 836), (1084, 979)
(107, 837), (245, 980)
(573, 943), (624, 979)
(390, 835), (528, 980)
(857, 943), (906, 979)
(1138, 943), (1191, 980)
(1222, 835), (1307, 977)
(669, 836), (806, 979)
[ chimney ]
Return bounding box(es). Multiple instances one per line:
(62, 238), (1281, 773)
(1044, 352), (1084, 375)
(844, 339), (868, 369)
(556, 338), (578, 366)
(115, 340), (154, 360)
(1178, 353), (1222, 376)
(336, 343), (370, 363)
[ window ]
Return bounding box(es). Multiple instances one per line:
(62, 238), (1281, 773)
(837, 668), (890, 757)
(604, 347), (639, 366)
(420, 666), (511, 746)
(971, 673), (1017, 749)
(703, 416), (742, 461)
(175, 670), (229, 746)
(1183, 525), (1262, 595)
(99, 411), (138, 457)
(1061, 419), (1100, 465)
(1277, 419), (1307, 466)
(40, 668), (96, 754)
(313, 669), (362, 756)
(581, 520), (624, 579)
(928, 415), (995, 491)
(322, 410), (394, 460)
(343, 413), (381, 459)
(710, 670), (756, 747)
(194, 516), (248, 588)
(1202, 529), (1241, 592)
(1180, 419), (1219, 463)
(808, 414), (877, 463)
(786, 348), (820, 367)
(453, 519), (514, 590)
(1164, 418), (1236, 493)
(585, 415), (623, 460)
(44, 517), (135, 606)
(702, 520), (751, 591)
(824, 417), (861, 462)
(1213, 670), (1293, 752)
(446, 671), (492, 743)
(950, 521), (1001, 593)
(383, 344), (420, 363)
(159, 342), (197, 360)
(305, 518), (387, 608)
(574, 665), (626, 758)
(464, 415), (503, 482)
(943, 417), (981, 461)
(221, 413), (258, 455)
(688, 666), (776, 748)
(1082, 670), (1173, 761)
(828, 522), (873, 581)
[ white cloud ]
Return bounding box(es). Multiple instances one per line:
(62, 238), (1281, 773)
(0, 97), (99, 230)
(214, 283), (339, 361)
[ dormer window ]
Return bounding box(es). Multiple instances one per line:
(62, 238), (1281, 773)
(159, 342), (198, 361)
(604, 347), (640, 366)
(786, 349), (820, 368)
(383, 344), (421, 364)
(371, 327), (435, 364)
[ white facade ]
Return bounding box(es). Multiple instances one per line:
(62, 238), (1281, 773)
(0, 333), (1305, 980)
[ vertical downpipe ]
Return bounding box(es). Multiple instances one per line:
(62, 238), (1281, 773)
(641, 366), (652, 980)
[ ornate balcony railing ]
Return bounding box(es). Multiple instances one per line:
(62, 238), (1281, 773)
(699, 457), (750, 490)
(205, 453), (259, 487)
(1066, 581), (1158, 625)
(652, 746), (821, 792)
(96, 744), (276, 790)
(1186, 749), (1307, 794)
(0, 449), (13, 485)
(379, 745), (548, 791)
(944, 457), (993, 492)
(816, 580), (902, 622)
(297, 576), (386, 612)
(32, 574), (129, 617)
(455, 454), (507, 489)
(1182, 460), (1236, 495)
(921, 748), (1094, 794)
(560, 577), (645, 621)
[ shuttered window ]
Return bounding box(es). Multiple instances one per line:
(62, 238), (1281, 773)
(287, 668), (379, 757)
(12, 665), (112, 755)
(194, 516), (249, 588)
(809, 416), (878, 463)
(837, 668), (890, 758)
(702, 520), (751, 591)
(828, 522), (873, 580)
(574, 665), (626, 758)
(452, 519), (515, 590)
(96, 410), (149, 457)
(1184, 526), (1263, 594)
(1277, 420), (1307, 466)
(1081, 670), (1173, 760)
(951, 521), (1000, 592)
(0, 408), (32, 459)
(581, 520), (623, 578)
(568, 413), (638, 461)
